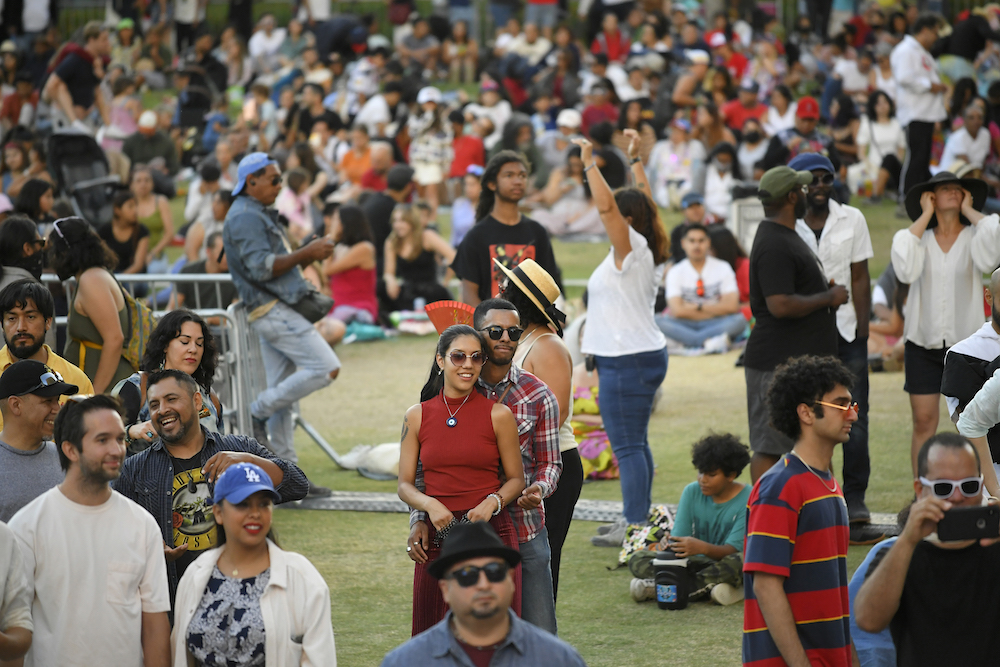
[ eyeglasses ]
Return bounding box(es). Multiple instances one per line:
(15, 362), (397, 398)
(479, 325), (524, 341)
(30, 238), (45, 248)
(20, 370), (63, 395)
(447, 351), (487, 366)
(445, 562), (510, 587)
(813, 400), (859, 415)
(811, 173), (835, 186)
(919, 476), (983, 500)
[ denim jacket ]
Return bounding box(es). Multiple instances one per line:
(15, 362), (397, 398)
(222, 195), (312, 310)
(380, 611), (587, 667)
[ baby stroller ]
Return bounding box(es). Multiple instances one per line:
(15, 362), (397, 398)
(47, 130), (121, 228)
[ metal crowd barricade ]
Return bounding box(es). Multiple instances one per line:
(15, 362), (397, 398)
(43, 272), (347, 467)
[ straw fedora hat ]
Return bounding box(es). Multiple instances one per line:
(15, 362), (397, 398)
(493, 258), (566, 335)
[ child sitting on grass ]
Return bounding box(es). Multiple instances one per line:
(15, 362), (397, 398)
(630, 433), (751, 606)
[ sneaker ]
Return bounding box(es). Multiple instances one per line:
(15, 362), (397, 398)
(307, 481), (333, 498)
(703, 333), (730, 355)
(596, 517), (626, 535)
(630, 577), (655, 602)
(710, 583), (744, 606)
(591, 521), (626, 547)
(251, 416), (270, 448)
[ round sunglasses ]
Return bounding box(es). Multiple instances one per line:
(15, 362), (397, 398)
(447, 351), (487, 367)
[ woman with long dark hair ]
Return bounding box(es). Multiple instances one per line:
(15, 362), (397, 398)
(398, 324), (525, 635)
(829, 93), (861, 167)
(574, 130), (669, 549)
(172, 462), (337, 665)
(497, 260), (580, 604)
(116, 310), (222, 452)
(0, 214), (46, 291)
(614, 99), (657, 165)
(857, 89), (906, 202)
(13, 178), (55, 236)
(47, 216), (133, 393)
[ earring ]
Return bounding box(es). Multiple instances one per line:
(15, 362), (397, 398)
(159, 358), (165, 370)
(438, 367), (443, 375)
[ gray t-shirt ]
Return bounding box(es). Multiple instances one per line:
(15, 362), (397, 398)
(0, 439), (63, 522)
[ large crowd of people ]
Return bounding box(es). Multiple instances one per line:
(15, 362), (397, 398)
(4, 0), (1000, 664)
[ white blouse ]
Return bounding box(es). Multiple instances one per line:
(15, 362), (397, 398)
(763, 102), (797, 137)
(581, 225), (667, 357)
(891, 215), (1000, 349)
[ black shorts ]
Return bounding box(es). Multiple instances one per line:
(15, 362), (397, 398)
(903, 341), (948, 395)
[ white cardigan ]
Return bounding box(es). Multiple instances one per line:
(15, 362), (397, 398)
(172, 540), (337, 667)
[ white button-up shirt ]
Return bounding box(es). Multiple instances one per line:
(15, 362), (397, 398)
(891, 214), (1000, 349)
(795, 199), (874, 342)
(890, 35), (947, 128)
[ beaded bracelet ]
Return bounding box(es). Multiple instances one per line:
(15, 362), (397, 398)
(490, 493), (504, 516)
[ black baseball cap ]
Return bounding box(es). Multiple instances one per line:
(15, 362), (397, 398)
(387, 164), (415, 191)
(0, 360), (79, 399)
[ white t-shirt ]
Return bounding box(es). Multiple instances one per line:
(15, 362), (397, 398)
(22, 3), (49, 32)
(0, 522), (31, 635)
(856, 115), (906, 175)
(355, 94), (392, 138)
(581, 225), (667, 356)
(938, 126), (992, 170)
(297, 0), (331, 22)
(833, 58), (869, 93)
(248, 28), (288, 59)
(666, 256), (738, 305)
(10, 488), (170, 667)
(174, 0), (206, 24)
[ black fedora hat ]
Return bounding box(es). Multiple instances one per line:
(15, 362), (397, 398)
(904, 171), (988, 227)
(427, 522), (521, 579)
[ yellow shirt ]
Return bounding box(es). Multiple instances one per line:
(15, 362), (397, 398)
(0, 345), (96, 431)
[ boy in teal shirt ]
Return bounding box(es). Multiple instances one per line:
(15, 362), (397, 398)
(631, 433), (751, 605)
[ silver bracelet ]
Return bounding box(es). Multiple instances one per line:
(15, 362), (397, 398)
(584, 163), (597, 173)
(490, 493), (503, 516)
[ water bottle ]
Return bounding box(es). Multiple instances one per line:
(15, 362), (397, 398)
(414, 297), (427, 312)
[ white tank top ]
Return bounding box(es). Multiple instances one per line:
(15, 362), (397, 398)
(512, 330), (578, 452)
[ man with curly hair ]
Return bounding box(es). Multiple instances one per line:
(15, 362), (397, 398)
(629, 433), (751, 606)
(742, 355), (856, 667)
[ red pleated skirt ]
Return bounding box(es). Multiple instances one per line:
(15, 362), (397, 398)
(411, 511), (522, 636)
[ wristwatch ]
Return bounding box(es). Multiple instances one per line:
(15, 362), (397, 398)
(629, 157), (641, 165)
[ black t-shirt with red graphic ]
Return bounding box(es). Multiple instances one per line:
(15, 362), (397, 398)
(452, 215), (561, 303)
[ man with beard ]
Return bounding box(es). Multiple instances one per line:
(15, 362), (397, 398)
(452, 152), (561, 306)
(409, 299), (561, 634)
(744, 167), (849, 482)
(0, 360), (79, 522)
(382, 522), (586, 665)
(943, 266), (1000, 485)
(9, 394), (171, 667)
(113, 370), (308, 606)
(0, 280), (93, 433)
(790, 153), (879, 544)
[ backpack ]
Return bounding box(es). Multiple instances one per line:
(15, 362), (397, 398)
(118, 280), (156, 371)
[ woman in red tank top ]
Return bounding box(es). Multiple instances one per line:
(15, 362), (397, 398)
(318, 205), (379, 345)
(398, 324), (525, 636)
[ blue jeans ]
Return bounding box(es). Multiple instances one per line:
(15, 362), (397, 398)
(489, 2), (515, 31)
(519, 526), (557, 634)
(655, 313), (747, 348)
(449, 4), (479, 42)
(594, 348), (668, 524)
(524, 3), (558, 27)
(251, 302), (341, 463)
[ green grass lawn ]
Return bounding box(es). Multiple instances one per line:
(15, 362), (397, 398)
(274, 194), (923, 665)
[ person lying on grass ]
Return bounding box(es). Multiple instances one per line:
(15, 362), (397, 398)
(629, 432), (751, 606)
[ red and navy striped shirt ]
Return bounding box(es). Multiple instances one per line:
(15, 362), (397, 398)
(742, 453), (851, 667)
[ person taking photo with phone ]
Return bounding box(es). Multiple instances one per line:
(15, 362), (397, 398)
(855, 432), (1000, 665)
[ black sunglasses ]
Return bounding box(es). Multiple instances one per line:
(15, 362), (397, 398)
(479, 325), (524, 341)
(20, 370), (63, 396)
(811, 173), (835, 186)
(446, 562), (510, 587)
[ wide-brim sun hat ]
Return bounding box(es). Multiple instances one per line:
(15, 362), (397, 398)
(904, 171), (988, 227)
(493, 258), (566, 335)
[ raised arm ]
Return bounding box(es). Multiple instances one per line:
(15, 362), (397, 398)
(573, 137), (632, 267)
(622, 128), (653, 203)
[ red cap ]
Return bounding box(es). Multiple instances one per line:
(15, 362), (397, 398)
(796, 96), (820, 120)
